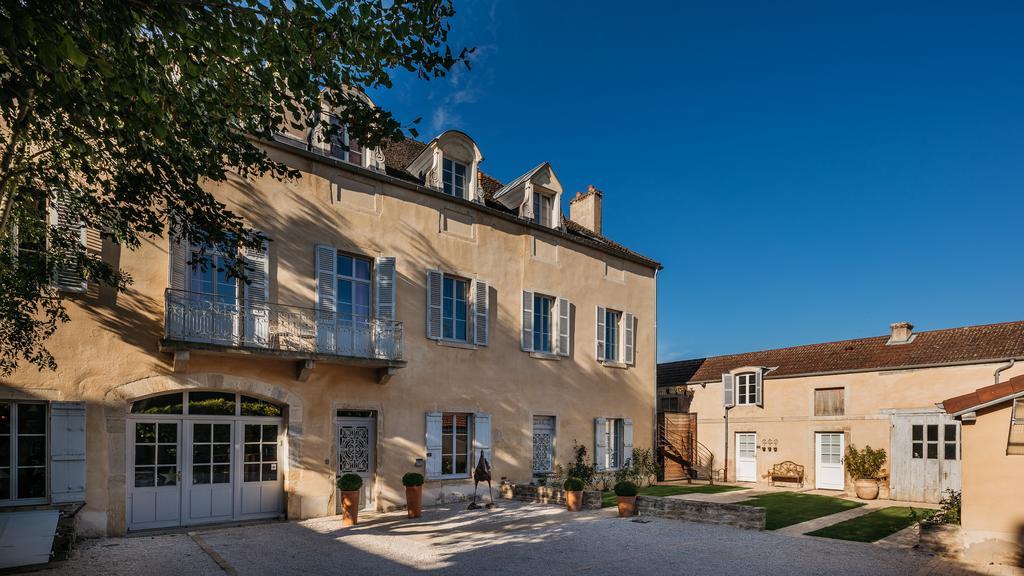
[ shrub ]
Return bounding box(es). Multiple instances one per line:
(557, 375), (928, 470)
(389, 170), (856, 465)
(929, 490), (961, 525)
(614, 448), (660, 487)
(401, 472), (424, 487)
(613, 481), (638, 497)
(845, 445), (887, 480)
(563, 478), (585, 492)
(337, 473), (363, 491)
(553, 441), (597, 489)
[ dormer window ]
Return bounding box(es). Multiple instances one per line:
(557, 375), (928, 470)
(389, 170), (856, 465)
(328, 115), (363, 166)
(442, 158), (467, 199)
(532, 192), (554, 227)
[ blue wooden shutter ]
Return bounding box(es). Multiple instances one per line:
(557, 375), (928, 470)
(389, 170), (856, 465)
(521, 291), (534, 351)
(315, 244), (336, 352)
(723, 373), (735, 408)
(473, 413), (492, 469)
(375, 257), (396, 320)
(623, 312), (635, 365)
(595, 306), (606, 361)
(426, 270), (443, 340)
(244, 238), (269, 348)
(594, 417), (608, 471)
(425, 412), (443, 479)
(557, 298), (570, 357)
(50, 402), (86, 503)
(473, 280), (489, 346)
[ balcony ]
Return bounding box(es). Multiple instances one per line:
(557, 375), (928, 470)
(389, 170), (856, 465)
(160, 289), (405, 382)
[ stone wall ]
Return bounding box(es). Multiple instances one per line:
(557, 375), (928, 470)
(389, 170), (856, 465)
(500, 484), (602, 510)
(635, 496), (765, 530)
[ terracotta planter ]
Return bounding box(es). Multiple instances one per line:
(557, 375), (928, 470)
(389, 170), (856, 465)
(405, 485), (423, 519)
(565, 490), (583, 512)
(341, 490), (360, 526)
(617, 495), (637, 517)
(854, 478), (879, 500)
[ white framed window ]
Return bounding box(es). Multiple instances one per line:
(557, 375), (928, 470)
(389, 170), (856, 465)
(604, 418), (624, 470)
(735, 373), (758, 405)
(328, 116), (363, 166)
(532, 294), (554, 353)
(532, 193), (553, 227)
(441, 412), (472, 477)
(336, 253), (372, 320)
(442, 158), (467, 199)
(441, 276), (469, 342)
(0, 401), (48, 503)
(604, 309), (621, 362)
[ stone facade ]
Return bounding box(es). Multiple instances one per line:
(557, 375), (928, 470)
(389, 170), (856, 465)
(500, 483), (602, 510)
(634, 496), (766, 530)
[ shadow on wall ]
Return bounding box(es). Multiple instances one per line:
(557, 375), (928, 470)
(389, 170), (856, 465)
(1017, 523), (1024, 567)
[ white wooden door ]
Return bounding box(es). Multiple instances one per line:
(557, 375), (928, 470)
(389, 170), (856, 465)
(236, 421), (284, 519)
(337, 417), (376, 511)
(815, 432), (845, 490)
(735, 433), (757, 482)
(890, 413), (961, 503)
(185, 421), (234, 524)
(128, 420), (181, 530)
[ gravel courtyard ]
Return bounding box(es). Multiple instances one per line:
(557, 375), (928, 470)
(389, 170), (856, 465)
(36, 502), (994, 576)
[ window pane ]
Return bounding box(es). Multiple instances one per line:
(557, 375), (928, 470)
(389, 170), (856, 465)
(212, 465), (231, 484)
(0, 402), (9, 435)
(944, 443), (957, 460)
(927, 425), (938, 442)
(263, 425), (278, 442)
(131, 393), (184, 415)
(193, 444), (211, 464)
(158, 423), (177, 444)
(337, 254), (353, 278)
(194, 423), (211, 443)
(0, 440), (8, 467)
(157, 445), (177, 465)
(912, 442), (923, 459)
(354, 258), (370, 281)
(17, 404), (45, 434)
(156, 466), (177, 486)
(17, 468), (45, 499)
(261, 444), (277, 463)
(135, 445), (156, 466)
(136, 423), (156, 444)
(189, 391), (236, 415)
(193, 466), (211, 484)
(245, 464), (261, 482)
(134, 468), (155, 488)
(245, 425), (261, 443)
(18, 436), (46, 467)
(213, 443), (231, 463)
(944, 424), (957, 442)
(912, 425), (922, 441)
(213, 424), (231, 443)
(262, 464), (277, 482)
(240, 397), (282, 417)
(926, 443), (938, 459)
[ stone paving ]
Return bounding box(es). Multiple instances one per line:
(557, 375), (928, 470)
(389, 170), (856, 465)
(32, 501), (1021, 576)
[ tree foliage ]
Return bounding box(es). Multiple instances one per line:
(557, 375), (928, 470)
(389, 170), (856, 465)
(0, 0), (470, 374)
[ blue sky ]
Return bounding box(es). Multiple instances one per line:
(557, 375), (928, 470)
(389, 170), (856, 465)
(370, 1), (1024, 362)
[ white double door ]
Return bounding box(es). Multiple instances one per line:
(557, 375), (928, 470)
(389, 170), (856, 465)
(815, 432), (846, 490)
(128, 418), (283, 530)
(735, 433), (757, 482)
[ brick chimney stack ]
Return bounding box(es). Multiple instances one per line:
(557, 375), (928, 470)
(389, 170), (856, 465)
(569, 184), (603, 236)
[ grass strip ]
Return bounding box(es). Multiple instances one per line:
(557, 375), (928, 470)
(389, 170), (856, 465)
(736, 492), (864, 530)
(806, 506), (935, 542)
(600, 483), (748, 508)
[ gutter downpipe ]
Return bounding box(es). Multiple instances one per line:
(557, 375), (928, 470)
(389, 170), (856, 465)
(652, 267), (660, 462)
(995, 359), (1015, 385)
(723, 406), (730, 483)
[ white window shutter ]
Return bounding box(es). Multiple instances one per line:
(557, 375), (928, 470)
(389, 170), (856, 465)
(375, 256), (396, 320)
(594, 417), (608, 471)
(473, 280), (489, 346)
(595, 306), (607, 361)
(521, 291), (534, 351)
(425, 412), (443, 480)
(315, 244), (337, 352)
(557, 297), (570, 357)
(168, 233), (188, 291)
(622, 419), (634, 467)
(50, 401), (86, 503)
(243, 239), (270, 348)
(755, 369), (764, 407)
(473, 412), (492, 468)
(723, 373), (736, 408)
(623, 312), (635, 365)
(49, 197), (87, 293)
(426, 270), (443, 340)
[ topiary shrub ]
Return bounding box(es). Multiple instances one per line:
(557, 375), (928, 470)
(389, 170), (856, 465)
(337, 473), (363, 491)
(563, 477), (585, 492)
(613, 481), (638, 497)
(845, 445), (887, 480)
(402, 472), (424, 487)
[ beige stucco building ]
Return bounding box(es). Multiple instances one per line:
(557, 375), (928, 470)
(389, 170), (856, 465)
(657, 321), (1024, 505)
(0, 118), (660, 537)
(942, 373), (1024, 563)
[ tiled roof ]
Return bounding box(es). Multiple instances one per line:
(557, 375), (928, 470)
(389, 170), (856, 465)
(943, 374), (1024, 415)
(380, 138), (659, 267)
(658, 320), (1024, 386)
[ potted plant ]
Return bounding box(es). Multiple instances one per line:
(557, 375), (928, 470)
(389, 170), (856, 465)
(844, 444), (886, 500)
(337, 473), (363, 525)
(563, 478), (585, 512)
(403, 472), (425, 519)
(613, 481), (639, 517)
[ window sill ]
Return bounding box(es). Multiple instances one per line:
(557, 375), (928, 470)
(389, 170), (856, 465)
(435, 339), (477, 351)
(529, 351), (561, 361)
(599, 360), (629, 369)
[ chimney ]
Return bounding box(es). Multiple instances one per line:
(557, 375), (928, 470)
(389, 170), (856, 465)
(887, 321), (915, 345)
(569, 184), (603, 236)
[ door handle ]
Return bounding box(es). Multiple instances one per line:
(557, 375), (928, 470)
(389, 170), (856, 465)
(177, 471), (182, 482)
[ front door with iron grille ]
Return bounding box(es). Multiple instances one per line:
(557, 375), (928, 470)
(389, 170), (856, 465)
(337, 417), (376, 511)
(129, 420), (181, 530)
(532, 416), (555, 476)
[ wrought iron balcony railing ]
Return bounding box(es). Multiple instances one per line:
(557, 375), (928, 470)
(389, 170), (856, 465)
(164, 289), (403, 363)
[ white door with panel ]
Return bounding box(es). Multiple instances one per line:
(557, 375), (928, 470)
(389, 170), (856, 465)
(128, 420), (182, 530)
(735, 433), (757, 482)
(237, 421), (284, 518)
(337, 417), (376, 512)
(185, 421), (234, 524)
(815, 432), (845, 490)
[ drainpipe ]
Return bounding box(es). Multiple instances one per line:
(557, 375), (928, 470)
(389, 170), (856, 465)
(723, 406), (731, 483)
(652, 268), (660, 461)
(994, 359), (1015, 385)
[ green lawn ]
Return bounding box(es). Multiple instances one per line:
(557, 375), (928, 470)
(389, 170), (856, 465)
(736, 492), (865, 530)
(600, 484), (748, 508)
(806, 506), (935, 542)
